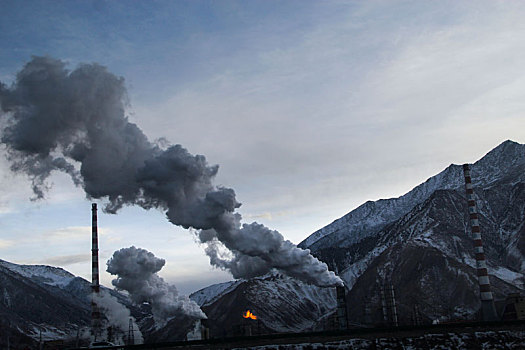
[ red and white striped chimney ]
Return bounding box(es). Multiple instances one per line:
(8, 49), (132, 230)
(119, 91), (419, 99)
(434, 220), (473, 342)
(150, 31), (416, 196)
(462, 164), (498, 321)
(92, 203), (100, 292)
(91, 203), (102, 338)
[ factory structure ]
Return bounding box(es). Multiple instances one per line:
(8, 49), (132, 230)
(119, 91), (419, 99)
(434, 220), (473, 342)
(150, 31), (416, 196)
(90, 203), (138, 345)
(85, 164), (523, 346)
(91, 203), (102, 340)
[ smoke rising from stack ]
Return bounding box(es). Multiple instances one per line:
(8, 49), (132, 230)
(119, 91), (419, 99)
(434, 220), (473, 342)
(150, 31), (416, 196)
(0, 56), (342, 287)
(93, 290), (144, 344)
(107, 246), (205, 326)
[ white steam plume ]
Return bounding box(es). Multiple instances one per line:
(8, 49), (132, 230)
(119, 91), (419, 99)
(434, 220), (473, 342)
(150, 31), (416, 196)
(93, 290), (144, 344)
(107, 246), (206, 326)
(0, 56), (342, 287)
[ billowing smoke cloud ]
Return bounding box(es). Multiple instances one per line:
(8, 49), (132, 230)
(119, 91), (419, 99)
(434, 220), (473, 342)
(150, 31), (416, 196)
(0, 56), (342, 287)
(107, 246), (205, 326)
(93, 290), (144, 344)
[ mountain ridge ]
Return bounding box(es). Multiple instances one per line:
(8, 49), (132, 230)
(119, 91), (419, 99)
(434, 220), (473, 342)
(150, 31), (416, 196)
(188, 139), (524, 332)
(300, 140), (525, 251)
(1, 139), (524, 344)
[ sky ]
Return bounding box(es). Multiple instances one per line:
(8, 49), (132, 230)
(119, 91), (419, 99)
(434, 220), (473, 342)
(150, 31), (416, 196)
(0, 0), (525, 295)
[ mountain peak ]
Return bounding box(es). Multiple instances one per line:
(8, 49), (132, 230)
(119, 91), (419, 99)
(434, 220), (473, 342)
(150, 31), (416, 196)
(301, 140), (525, 249)
(496, 139), (520, 148)
(470, 140), (525, 186)
(0, 259), (76, 288)
(477, 140), (523, 163)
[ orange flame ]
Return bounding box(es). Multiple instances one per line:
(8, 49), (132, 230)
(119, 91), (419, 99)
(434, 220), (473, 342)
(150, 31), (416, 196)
(242, 310), (257, 320)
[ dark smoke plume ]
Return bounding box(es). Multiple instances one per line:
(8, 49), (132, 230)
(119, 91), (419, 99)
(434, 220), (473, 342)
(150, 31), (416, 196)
(0, 56), (342, 287)
(107, 246), (205, 326)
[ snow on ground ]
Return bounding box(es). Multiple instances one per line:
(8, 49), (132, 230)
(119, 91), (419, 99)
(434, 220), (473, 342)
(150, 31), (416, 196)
(230, 330), (525, 349)
(232, 338), (372, 350)
(29, 324), (78, 342)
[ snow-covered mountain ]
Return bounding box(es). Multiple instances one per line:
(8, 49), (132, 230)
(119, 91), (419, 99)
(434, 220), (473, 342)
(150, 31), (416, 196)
(186, 140), (524, 332)
(299, 140), (525, 323)
(0, 259), (148, 347)
(190, 280), (241, 307)
(0, 260), (78, 288)
(2, 140), (524, 344)
(300, 140), (525, 252)
(0, 259), (91, 348)
(188, 274), (335, 337)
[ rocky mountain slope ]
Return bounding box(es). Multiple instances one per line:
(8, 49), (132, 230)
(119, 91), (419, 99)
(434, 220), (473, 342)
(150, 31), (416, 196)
(186, 140), (524, 333)
(2, 140), (524, 344)
(300, 140), (524, 272)
(0, 260), (149, 347)
(300, 140), (525, 324)
(0, 260), (91, 348)
(189, 274), (336, 338)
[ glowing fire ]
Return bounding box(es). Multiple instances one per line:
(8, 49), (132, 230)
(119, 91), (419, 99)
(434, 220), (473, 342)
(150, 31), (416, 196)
(242, 310), (257, 320)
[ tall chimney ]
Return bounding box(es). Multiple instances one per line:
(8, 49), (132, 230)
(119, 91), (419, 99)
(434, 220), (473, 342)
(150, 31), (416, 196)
(128, 318), (135, 345)
(91, 203), (102, 338)
(380, 285), (388, 324)
(462, 164), (498, 321)
(388, 283), (398, 326)
(335, 285), (348, 330)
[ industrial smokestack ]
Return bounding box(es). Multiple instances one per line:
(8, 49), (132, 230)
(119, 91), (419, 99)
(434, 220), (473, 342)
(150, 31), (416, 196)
(91, 203), (102, 339)
(90, 205), (144, 343)
(92, 203), (100, 292)
(462, 164), (498, 321)
(128, 318), (134, 346)
(335, 285), (348, 330)
(380, 285), (388, 324)
(0, 56), (342, 288)
(388, 283), (398, 327)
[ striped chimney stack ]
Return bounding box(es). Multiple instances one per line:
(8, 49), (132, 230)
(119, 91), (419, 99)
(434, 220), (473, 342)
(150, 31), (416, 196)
(91, 203), (102, 338)
(462, 164), (498, 321)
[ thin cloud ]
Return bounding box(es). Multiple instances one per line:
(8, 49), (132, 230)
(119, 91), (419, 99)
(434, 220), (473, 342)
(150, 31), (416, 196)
(43, 226), (91, 240)
(41, 253), (90, 266)
(137, 1), (525, 234)
(41, 226), (113, 241)
(0, 239), (14, 249)
(243, 210), (292, 221)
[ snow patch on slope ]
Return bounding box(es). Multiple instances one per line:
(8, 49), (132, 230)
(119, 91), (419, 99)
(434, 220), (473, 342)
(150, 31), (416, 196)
(190, 280), (241, 307)
(491, 266), (524, 287)
(0, 259), (76, 288)
(247, 276), (336, 333)
(29, 324), (76, 342)
(340, 245), (388, 289)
